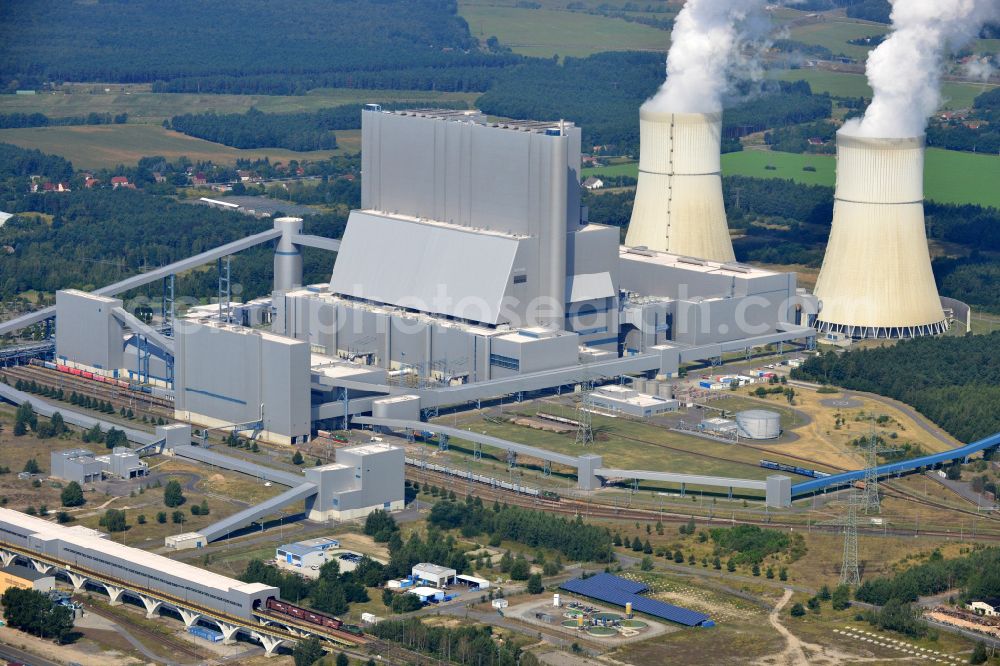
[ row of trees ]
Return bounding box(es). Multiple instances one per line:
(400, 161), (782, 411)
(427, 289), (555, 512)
(792, 334), (1000, 443)
(0, 112), (127, 129)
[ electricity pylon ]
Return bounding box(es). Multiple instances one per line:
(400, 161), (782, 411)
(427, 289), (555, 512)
(575, 379), (594, 447)
(860, 417), (900, 514)
(820, 487), (862, 587)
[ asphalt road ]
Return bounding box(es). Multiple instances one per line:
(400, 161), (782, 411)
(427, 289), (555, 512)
(0, 641), (62, 666)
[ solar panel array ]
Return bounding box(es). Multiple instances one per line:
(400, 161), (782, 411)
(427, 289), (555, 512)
(559, 573), (711, 627)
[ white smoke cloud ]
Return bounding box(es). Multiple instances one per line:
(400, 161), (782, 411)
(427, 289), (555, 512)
(965, 55), (995, 81)
(643, 0), (770, 114)
(843, 0), (1000, 138)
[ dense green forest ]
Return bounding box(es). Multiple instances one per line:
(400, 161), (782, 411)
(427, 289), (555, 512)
(0, 0), (514, 94)
(932, 254), (1000, 313)
(0, 145), (348, 302)
(170, 108), (338, 151)
(0, 112), (127, 129)
(371, 619), (538, 666)
(478, 54), (831, 153)
(855, 547), (1000, 606)
(168, 102), (467, 151)
(791, 334), (1000, 442)
(428, 496), (614, 562)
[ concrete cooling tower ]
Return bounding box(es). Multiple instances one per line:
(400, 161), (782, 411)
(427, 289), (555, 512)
(625, 109), (735, 262)
(813, 132), (947, 339)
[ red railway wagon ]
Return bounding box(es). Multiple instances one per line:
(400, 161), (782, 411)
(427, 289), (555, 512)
(56, 365), (70, 373)
(265, 598), (343, 630)
(69, 368), (82, 376)
(81, 371), (94, 380)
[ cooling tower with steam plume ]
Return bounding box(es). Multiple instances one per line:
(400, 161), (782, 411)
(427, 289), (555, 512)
(625, 110), (734, 262)
(812, 131), (946, 339)
(625, 0), (769, 261)
(812, 0), (999, 339)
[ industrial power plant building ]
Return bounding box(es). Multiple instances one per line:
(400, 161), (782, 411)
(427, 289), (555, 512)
(51, 447), (148, 483)
(44, 106), (818, 446)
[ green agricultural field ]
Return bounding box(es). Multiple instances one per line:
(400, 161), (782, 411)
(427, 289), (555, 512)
(0, 88), (478, 124)
(458, 2), (670, 59)
(583, 148), (1000, 208)
(0, 124), (360, 170)
(773, 69), (997, 109)
(924, 148), (1000, 207)
(721, 150), (836, 186)
(787, 19), (888, 62)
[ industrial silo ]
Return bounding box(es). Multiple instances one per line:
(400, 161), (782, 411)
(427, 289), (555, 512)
(736, 409), (781, 440)
(813, 132), (947, 339)
(625, 109), (735, 262)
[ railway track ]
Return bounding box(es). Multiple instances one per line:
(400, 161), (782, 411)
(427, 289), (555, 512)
(406, 466), (1000, 541)
(4, 364), (173, 416)
(505, 417), (998, 526)
(83, 602), (207, 663)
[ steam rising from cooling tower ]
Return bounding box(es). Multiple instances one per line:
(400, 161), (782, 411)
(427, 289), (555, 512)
(814, 0), (998, 339)
(627, 0), (769, 261)
(644, 0), (769, 114)
(842, 0), (1000, 138)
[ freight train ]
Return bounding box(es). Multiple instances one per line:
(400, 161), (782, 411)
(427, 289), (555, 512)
(759, 459), (831, 479)
(29, 358), (170, 398)
(261, 598), (364, 636)
(404, 458), (548, 498)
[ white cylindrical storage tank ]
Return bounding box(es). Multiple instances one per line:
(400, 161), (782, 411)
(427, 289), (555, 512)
(644, 380), (657, 396)
(657, 383), (673, 399)
(736, 409), (781, 440)
(625, 110), (735, 262)
(813, 132), (946, 339)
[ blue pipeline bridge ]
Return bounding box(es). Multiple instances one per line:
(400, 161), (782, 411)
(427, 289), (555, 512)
(792, 431), (1000, 497)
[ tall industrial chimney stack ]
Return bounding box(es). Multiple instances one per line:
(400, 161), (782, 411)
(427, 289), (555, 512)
(813, 132), (947, 339)
(625, 109), (735, 262)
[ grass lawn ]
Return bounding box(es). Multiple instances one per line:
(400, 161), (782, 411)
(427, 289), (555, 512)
(0, 124), (360, 170)
(458, 2), (670, 59)
(434, 400), (820, 486)
(584, 148), (1000, 208)
(0, 88), (478, 124)
(787, 19), (888, 62)
(773, 68), (997, 109)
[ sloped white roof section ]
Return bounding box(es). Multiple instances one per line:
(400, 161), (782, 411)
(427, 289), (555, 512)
(330, 211), (520, 325)
(566, 272), (614, 303)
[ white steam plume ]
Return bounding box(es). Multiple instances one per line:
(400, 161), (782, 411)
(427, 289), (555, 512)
(965, 55), (995, 82)
(844, 0), (1000, 138)
(644, 0), (769, 114)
